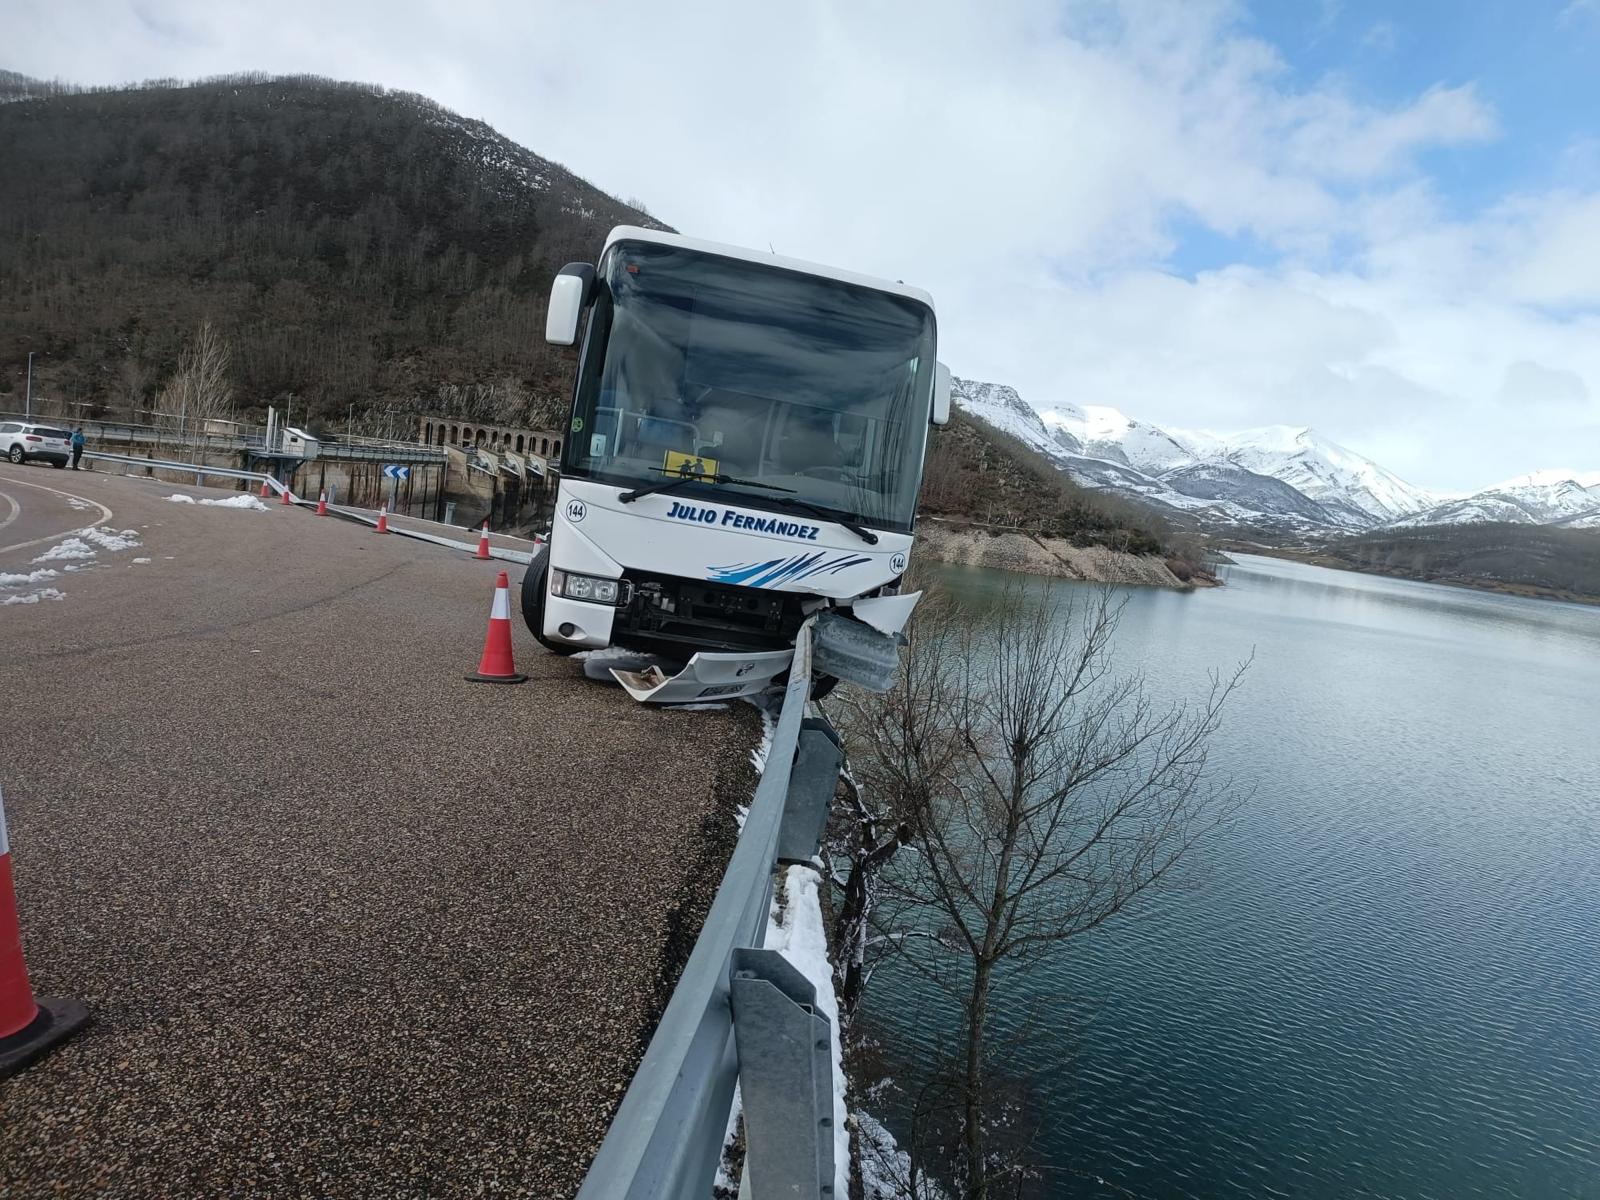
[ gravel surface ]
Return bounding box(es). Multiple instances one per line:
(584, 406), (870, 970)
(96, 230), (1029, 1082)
(0, 467), (759, 1198)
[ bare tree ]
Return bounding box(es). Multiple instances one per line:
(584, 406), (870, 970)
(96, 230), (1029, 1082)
(118, 357), (153, 418)
(834, 582), (1249, 1199)
(829, 586), (965, 1028)
(155, 319), (233, 448)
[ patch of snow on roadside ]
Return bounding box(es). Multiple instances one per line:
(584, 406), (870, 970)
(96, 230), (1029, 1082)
(765, 865), (848, 1199)
(166, 493), (268, 510)
(67, 497), (92, 510)
(3, 588), (65, 606)
(858, 1110), (949, 1199)
(746, 697), (779, 773)
(83, 527), (141, 551)
(712, 1081), (744, 1199)
(32, 537), (94, 563)
(0, 568), (59, 587)
(669, 702), (730, 712)
(132, 557), (151, 564)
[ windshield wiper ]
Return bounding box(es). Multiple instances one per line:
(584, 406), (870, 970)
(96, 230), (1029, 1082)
(618, 469), (795, 504)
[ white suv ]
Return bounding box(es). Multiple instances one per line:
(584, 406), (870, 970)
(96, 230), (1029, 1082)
(0, 422), (72, 468)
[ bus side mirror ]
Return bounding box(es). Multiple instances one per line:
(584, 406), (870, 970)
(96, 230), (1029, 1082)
(545, 263), (596, 346)
(931, 362), (952, 425)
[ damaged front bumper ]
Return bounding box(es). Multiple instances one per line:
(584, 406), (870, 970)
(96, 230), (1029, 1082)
(609, 648), (796, 704)
(606, 590), (923, 704)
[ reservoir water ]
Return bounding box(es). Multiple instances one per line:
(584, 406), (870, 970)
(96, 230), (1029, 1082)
(873, 554), (1600, 1199)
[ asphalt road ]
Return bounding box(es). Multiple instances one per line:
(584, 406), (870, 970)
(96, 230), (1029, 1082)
(0, 463), (759, 1198)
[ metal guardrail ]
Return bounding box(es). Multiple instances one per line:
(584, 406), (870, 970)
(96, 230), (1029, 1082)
(84, 452), (537, 564)
(2, 412), (445, 464)
(576, 623), (842, 1199)
(83, 451), (289, 494)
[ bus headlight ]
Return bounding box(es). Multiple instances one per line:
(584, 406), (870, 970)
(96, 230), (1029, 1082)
(550, 569), (623, 605)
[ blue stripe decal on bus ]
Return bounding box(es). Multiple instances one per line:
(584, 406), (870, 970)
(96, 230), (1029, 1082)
(708, 552), (872, 588)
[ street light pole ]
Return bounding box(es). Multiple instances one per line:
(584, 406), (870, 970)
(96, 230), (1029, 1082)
(348, 403), (354, 442)
(25, 352), (34, 419)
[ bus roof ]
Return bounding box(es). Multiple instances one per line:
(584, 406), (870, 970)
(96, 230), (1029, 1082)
(601, 226), (936, 311)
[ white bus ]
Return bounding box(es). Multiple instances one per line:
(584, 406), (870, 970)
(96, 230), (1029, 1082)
(525, 226), (950, 702)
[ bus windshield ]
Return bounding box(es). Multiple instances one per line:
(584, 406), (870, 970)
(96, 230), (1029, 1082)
(563, 241), (937, 534)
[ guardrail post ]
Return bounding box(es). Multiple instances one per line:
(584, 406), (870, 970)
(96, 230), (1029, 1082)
(777, 719), (841, 864)
(730, 948), (835, 1198)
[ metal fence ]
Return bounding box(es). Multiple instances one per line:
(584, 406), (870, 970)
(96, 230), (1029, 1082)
(0, 411), (444, 465)
(576, 622), (843, 1199)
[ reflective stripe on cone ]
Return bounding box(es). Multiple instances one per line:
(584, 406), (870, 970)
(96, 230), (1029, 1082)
(466, 570), (527, 684)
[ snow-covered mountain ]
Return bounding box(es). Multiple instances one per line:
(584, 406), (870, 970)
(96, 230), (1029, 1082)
(1040, 405), (1197, 473)
(1391, 472), (1600, 529)
(947, 379), (1282, 525)
(1200, 426), (1436, 524)
(950, 377), (1594, 537)
(950, 378), (1435, 533)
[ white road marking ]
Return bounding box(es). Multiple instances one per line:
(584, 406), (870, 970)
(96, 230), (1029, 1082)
(0, 490), (19, 533)
(0, 475), (115, 558)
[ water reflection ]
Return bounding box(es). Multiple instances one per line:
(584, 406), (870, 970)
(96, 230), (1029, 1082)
(871, 555), (1600, 1199)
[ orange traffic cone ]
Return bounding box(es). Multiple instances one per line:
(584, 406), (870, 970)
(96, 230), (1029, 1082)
(375, 503), (389, 534)
(466, 570), (527, 684)
(1, 785), (89, 1078)
(316, 490), (328, 517)
(475, 521), (491, 560)
(280, 485), (293, 506)
(259, 478), (270, 498)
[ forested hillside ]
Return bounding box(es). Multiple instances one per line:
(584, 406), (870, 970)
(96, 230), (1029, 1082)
(0, 70), (1197, 560)
(1288, 523), (1600, 603)
(0, 73), (657, 432)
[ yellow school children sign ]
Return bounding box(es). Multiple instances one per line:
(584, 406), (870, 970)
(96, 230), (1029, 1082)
(663, 450), (719, 479)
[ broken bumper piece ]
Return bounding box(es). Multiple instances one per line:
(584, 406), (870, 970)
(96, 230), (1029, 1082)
(610, 647), (796, 704)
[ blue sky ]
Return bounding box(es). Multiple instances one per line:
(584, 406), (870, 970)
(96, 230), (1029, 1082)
(1256, 1), (1599, 190)
(8, 0), (1600, 490)
(1167, 0), (1600, 276)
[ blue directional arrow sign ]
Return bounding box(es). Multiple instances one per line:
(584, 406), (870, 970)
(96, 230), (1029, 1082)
(382, 464), (411, 481)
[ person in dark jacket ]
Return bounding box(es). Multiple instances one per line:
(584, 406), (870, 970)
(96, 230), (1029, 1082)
(70, 427), (85, 470)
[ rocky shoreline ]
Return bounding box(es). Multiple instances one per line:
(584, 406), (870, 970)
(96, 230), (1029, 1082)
(915, 520), (1212, 590)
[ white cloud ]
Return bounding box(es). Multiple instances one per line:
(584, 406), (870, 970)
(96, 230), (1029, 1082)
(1362, 21), (1399, 54)
(1559, 0), (1600, 27)
(7, 0), (1598, 490)
(1498, 360), (1590, 407)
